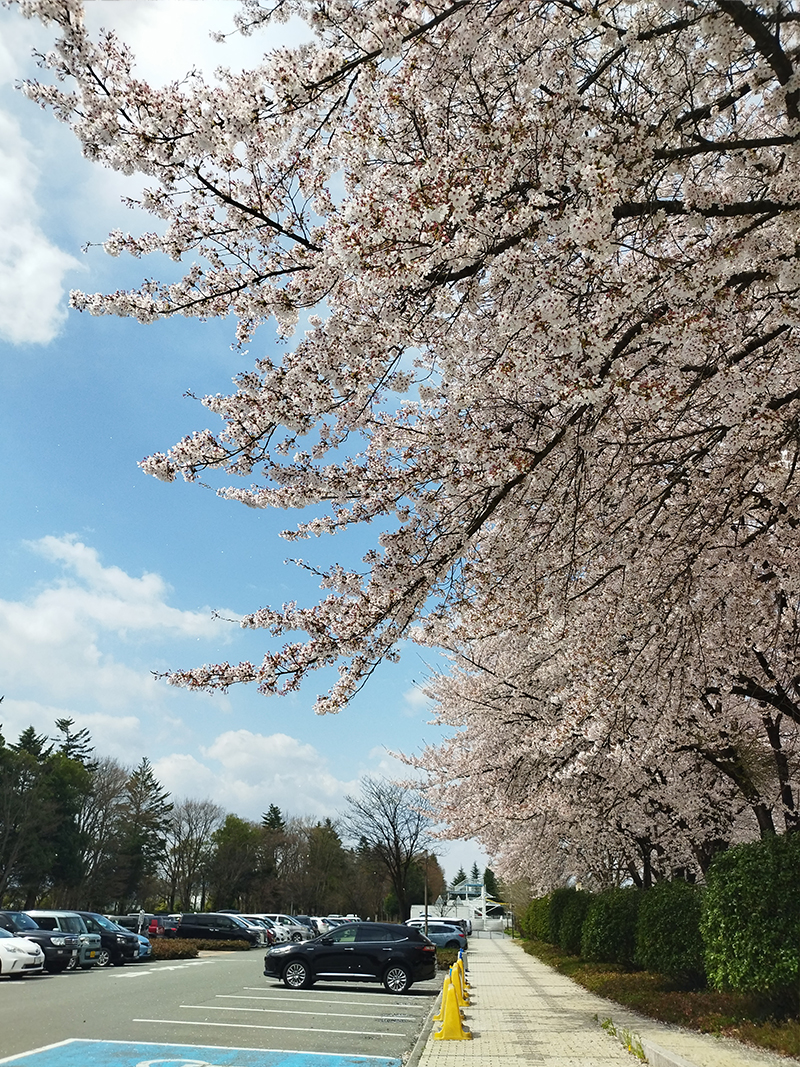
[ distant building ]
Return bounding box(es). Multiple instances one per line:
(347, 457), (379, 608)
(410, 876), (507, 930)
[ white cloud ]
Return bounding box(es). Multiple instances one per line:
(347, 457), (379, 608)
(0, 108), (80, 345)
(31, 535), (225, 637)
(154, 728), (360, 821)
(0, 535), (229, 710)
(0, 1), (311, 349)
(0, 699), (143, 762)
(81, 1), (311, 86)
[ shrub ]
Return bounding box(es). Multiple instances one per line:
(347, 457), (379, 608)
(548, 887), (574, 944)
(150, 938), (253, 959)
(520, 895), (551, 941)
(581, 888), (641, 964)
(558, 889), (593, 955)
(436, 947), (459, 971)
(702, 833), (800, 997)
(151, 938), (198, 960)
(635, 880), (705, 982)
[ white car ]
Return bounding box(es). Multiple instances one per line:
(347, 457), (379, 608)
(241, 913), (290, 942)
(310, 916), (334, 935)
(0, 927), (45, 978)
(262, 913), (312, 941)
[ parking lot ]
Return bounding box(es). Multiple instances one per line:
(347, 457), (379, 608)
(0, 949), (440, 1067)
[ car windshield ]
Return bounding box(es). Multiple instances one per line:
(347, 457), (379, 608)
(0, 927), (14, 939)
(89, 914), (119, 932)
(7, 912), (38, 930)
(60, 915), (85, 934)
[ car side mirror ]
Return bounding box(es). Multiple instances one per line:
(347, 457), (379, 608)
(321, 936), (333, 944)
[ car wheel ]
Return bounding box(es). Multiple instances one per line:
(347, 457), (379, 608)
(383, 964), (411, 994)
(45, 962), (69, 975)
(95, 948), (112, 968)
(65, 955), (78, 971)
(112, 957), (126, 966)
(290, 932), (303, 942)
(9, 973), (24, 980)
(283, 960), (311, 989)
(446, 940), (461, 949)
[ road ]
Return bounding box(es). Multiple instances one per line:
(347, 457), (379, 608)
(0, 950), (440, 1066)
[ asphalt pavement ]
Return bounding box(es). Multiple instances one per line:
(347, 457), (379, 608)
(0, 948), (439, 1065)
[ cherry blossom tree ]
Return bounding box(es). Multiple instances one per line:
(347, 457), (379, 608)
(11, 0), (800, 838)
(407, 520), (800, 886)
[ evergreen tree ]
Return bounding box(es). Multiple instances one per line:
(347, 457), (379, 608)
(484, 867), (500, 898)
(262, 804), (285, 831)
(113, 757), (173, 910)
(451, 867), (467, 887)
(207, 814), (264, 910)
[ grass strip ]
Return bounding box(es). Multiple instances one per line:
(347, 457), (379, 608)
(519, 938), (800, 1060)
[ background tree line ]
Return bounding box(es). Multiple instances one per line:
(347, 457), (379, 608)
(0, 717), (450, 918)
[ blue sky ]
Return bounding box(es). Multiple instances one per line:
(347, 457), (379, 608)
(0, 1), (487, 880)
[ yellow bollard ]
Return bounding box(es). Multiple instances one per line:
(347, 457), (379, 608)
(432, 973), (452, 1022)
(456, 954), (470, 989)
(433, 977), (472, 1041)
(451, 962), (470, 1007)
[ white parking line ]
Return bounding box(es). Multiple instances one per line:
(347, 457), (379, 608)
(221, 994), (420, 1010)
(242, 986), (415, 1002)
(117, 960), (215, 976)
(133, 1018), (405, 1037)
(182, 1003), (414, 1021)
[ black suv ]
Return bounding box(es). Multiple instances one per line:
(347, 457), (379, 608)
(175, 913), (259, 945)
(263, 921), (437, 993)
(73, 911), (139, 967)
(0, 910), (79, 974)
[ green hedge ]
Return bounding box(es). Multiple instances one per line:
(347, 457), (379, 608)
(558, 889), (593, 954)
(581, 887), (640, 964)
(520, 894), (552, 941)
(702, 833), (800, 995)
(635, 880), (705, 981)
(548, 887), (575, 944)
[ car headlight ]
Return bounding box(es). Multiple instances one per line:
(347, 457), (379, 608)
(50, 936), (66, 946)
(5, 945), (24, 955)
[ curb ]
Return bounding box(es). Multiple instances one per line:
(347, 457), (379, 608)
(404, 983), (445, 1066)
(640, 1039), (700, 1067)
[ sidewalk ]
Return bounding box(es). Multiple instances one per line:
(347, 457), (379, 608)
(412, 935), (794, 1067)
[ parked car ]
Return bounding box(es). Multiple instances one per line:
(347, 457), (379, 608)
(262, 913), (312, 941)
(292, 915), (318, 937)
(405, 918), (467, 951)
(133, 932), (152, 959)
(174, 913), (259, 945)
(73, 911), (139, 967)
(309, 916), (334, 935)
(111, 913), (179, 937)
(0, 910), (79, 973)
(0, 926), (46, 979)
(240, 916), (276, 945)
(216, 911), (270, 945)
(25, 911), (102, 970)
(245, 914), (289, 941)
(264, 921), (436, 993)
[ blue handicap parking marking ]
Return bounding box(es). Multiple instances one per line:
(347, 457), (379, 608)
(0, 1040), (400, 1067)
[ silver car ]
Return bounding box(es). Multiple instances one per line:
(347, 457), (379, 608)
(25, 911), (101, 970)
(262, 913), (312, 942)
